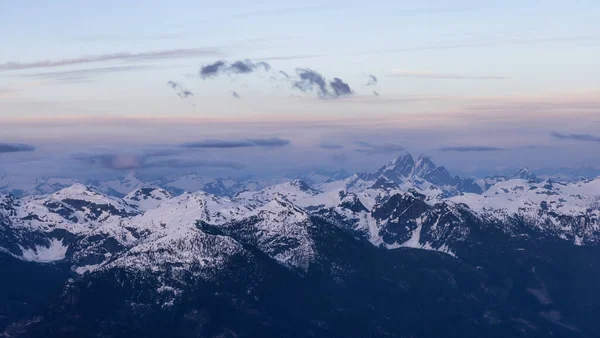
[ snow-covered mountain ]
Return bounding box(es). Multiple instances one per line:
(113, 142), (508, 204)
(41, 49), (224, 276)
(0, 175), (81, 197)
(2, 153), (600, 336)
(350, 152), (483, 196)
(2, 153), (599, 272)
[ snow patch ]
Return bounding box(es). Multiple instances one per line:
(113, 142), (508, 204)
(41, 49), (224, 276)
(20, 239), (68, 263)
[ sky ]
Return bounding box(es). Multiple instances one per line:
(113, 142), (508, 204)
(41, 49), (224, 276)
(1, 0), (599, 180)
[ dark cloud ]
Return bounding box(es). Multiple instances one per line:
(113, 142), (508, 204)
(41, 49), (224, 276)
(200, 59), (271, 79)
(230, 60), (270, 73)
(438, 146), (505, 152)
(167, 81), (194, 99)
(366, 74), (378, 86)
(200, 60), (227, 79)
(318, 142), (344, 150)
(330, 78), (353, 97)
(0, 48), (221, 72)
(293, 68), (329, 97)
(293, 69), (353, 99)
(231, 90), (241, 99)
(0, 143), (36, 154)
(354, 141), (405, 155)
(181, 138), (291, 149)
(551, 132), (600, 143)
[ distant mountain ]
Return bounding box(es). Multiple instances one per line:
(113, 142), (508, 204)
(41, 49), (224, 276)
(350, 152), (482, 195)
(511, 166), (538, 181)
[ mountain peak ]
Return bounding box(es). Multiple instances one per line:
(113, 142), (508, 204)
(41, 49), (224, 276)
(512, 166), (537, 181)
(53, 183), (97, 196)
(378, 152), (415, 178)
(290, 179), (313, 192)
(124, 187), (173, 211)
(412, 154), (437, 177)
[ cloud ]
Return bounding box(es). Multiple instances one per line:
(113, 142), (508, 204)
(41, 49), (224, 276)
(294, 68), (329, 97)
(366, 74), (378, 86)
(438, 146), (505, 152)
(0, 48), (221, 72)
(318, 142), (344, 150)
(373, 91), (380, 96)
(72, 153), (142, 170)
(71, 33), (187, 42)
(200, 59), (270, 79)
(199, 60), (227, 79)
(230, 60), (270, 73)
(71, 149), (244, 171)
(181, 138), (291, 149)
(247, 138), (291, 147)
(354, 141), (405, 155)
(143, 159), (245, 170)
(231, 90), (241, 99)
(330, 78), (353, 97)
(293, 69), (353, 99)
(391, 69), (506, 80)
(551, 132), (600, 143)
(0, 143), (36, 154)
(19, 65), (152, 83)
(167, 81), (194, 99)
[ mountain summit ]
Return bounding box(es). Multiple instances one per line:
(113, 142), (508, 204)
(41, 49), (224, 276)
(358, 152), (483, 194)
(511, 166), (538, 181)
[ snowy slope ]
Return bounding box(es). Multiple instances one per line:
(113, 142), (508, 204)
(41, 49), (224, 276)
(451, 178), (600, 244)
(124, 187), (172, 211)
(235, 179), (320, 206)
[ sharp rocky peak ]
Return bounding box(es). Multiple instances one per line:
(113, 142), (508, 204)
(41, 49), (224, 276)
(511, 166), (538, 181)
(411, 154), (438, 177)
(384, 152), (415, 177)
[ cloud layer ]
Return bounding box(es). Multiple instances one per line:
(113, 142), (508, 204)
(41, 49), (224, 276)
(354, 141), (404, 155)
(0, 143), (36, 154)
(181, 138), (291, 149)
(0, 48), (221, 72)
(551, 132), (600, 143)
(71, 150), (244, 171)
(439, 146), (505, 152)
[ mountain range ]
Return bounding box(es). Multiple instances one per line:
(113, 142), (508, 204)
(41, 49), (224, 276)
(1, 152), (600, 337)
